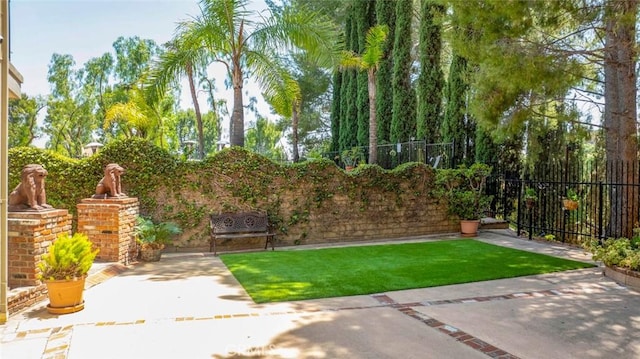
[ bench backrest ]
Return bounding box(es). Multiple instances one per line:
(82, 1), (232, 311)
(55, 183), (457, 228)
(210, 212), (270, 234)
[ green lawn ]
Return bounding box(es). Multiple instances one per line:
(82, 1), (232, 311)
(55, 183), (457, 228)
(220, 239), (594, 303)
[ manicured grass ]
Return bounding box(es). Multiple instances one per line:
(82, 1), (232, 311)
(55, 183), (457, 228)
(220, 239), (594, 303)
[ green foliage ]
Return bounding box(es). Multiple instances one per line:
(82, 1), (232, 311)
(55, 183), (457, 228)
(437, 163), (492, 220)
(566, 188), (579, 201)
(390, 0), (416, 143)
(374, 0), (396, 144)
(245, 117), (287, 161)
(341, 147), (365, 167)
(355, 0), (375, 147)
(135, 216), (182, 249)
(340, 7), (359, 151)
(416, 1), (444, 143)
(524, 187), (538, 201)
(9, 94), (45, 148)
(475, 124), (499, 164)
(38, 233), (99, 281)
(330, 71), (342, 152)
(442, 54), (471, 166)
(586, 236), (640, 271)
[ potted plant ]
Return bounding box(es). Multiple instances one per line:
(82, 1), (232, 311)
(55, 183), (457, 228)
(135, 216), (182, 262)
(341, 147), (364, 171)
(563, 188), (579, 211)
(38, 232), (99, 314)
(438, 163), (493, 236)
(524, 187), (538, 209)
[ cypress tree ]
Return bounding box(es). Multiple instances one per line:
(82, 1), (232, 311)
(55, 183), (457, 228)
(390, 0), (416, 144)
(355, 0), (376, 147)
(475, 125), (498, 165)
(375, 0), (395, 144)
(442, 54), (469, 166)
(330, 70), (342, 152)
(339, 8), (358, 150)
(416, 1), (444, 143)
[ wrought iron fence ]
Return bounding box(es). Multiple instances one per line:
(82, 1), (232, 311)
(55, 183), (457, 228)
(488, 160), (640, 244)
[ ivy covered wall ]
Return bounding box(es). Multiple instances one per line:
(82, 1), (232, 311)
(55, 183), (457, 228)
(9, 139), (458, 251)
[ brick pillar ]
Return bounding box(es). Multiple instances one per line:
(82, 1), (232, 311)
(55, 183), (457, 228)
(7, 209), (72, 288)
(77, 198), (139, 264)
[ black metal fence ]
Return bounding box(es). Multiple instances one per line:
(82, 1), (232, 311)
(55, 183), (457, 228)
(324, 141), (454, 169)
(488, 160), (640, 244)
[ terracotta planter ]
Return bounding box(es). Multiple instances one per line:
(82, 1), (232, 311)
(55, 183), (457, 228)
(526, 198), (536, 209)
(140, 247), (163, 262)
(563, 199), (578, 211)
(44, 276), (86, 314)
(345, 165), (355, 172)
(460, 219), (480, 237)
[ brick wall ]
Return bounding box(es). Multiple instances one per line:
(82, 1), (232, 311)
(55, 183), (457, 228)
(7, 285), (48, 314)
(77, 198), (139, 264)
(156, 164), (460, 253)
(7, 209), (72, 288)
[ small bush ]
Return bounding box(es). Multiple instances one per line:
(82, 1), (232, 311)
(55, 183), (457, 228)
(38, 233), (99, 280)
(586, 236), (640, 271)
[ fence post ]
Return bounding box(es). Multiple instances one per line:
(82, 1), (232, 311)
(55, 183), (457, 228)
(598, 181), (604, 243)
(516, 181), (522, 237)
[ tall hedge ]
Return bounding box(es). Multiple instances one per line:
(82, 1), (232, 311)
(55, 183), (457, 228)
(390, 0), (416, 143)
(375, 0), (396, 144)
(355, 0), (376, 147)
(442, 54), (469, 166)
(416, 1), (444, 143)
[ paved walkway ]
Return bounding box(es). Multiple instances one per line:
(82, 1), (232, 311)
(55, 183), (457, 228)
(2, 230), (640, 359)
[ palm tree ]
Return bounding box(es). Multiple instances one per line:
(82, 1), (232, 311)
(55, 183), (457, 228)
(147, 0), (339, 147)
(340, 25), (388, 164)
(104, 84), (173, 148)
(261, 62), (302, 161)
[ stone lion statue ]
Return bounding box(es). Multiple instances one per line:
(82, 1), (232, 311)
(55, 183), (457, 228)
(8, 164), (54, 211)
(93, 163), (127, 199)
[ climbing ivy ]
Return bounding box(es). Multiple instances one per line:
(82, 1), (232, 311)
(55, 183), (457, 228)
(9, 140), (456, 247)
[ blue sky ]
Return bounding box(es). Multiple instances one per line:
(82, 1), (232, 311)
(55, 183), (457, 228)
(11, 0), (201, 97)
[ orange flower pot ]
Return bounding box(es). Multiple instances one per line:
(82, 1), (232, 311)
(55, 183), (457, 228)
(44, 276), (86, 314)
(460, 219), (480, 237)
(563, 199), (578, 211)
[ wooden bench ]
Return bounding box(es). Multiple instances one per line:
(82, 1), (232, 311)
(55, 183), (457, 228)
(209, 211), (275, 255)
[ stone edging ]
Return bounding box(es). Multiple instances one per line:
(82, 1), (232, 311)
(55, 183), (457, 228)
(603, 265), (640, 291)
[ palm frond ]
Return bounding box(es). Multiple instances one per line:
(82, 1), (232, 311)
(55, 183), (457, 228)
(250, 4), (341, 69)
(362, 25), (388, 68)
(247, 50), (300, 117)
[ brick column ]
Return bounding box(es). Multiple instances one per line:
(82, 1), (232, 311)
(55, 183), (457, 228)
(7, 209), (72, 288)
(77, 198), (139, 264)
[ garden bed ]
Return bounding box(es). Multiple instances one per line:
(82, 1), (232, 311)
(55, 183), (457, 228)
(604, 265), (640, 291)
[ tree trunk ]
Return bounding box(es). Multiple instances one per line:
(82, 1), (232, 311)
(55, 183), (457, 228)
(186, 63), (205, 159)
(368, 69), (377, 164)
(292, 99), (300, 162)
(603, 0), (638, 238)
(230, 60), (244, 147)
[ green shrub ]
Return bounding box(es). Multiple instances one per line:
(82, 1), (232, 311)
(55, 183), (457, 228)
(586, 236), (640, 271)
(135, 216), (182, 249)
(38, 233), (99, 280)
